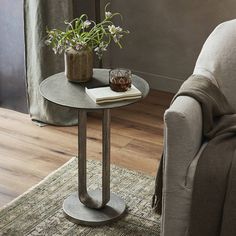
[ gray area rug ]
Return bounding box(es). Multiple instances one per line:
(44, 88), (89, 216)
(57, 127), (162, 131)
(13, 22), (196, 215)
(0, 157), (160, 235)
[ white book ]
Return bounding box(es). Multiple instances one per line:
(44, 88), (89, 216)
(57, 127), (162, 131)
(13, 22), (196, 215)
(85, 85), (142, 104)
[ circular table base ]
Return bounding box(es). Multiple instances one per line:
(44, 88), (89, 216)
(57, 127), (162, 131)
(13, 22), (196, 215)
(63, 190), (126, 226)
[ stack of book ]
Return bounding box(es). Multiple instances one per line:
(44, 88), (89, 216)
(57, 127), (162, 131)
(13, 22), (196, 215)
(85, 85), (142, 104)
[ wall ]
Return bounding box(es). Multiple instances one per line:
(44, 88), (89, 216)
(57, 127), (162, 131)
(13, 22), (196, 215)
(1, 0), (235, 112)
(0, 0), (27, 112)
(101, 0), (236, 93)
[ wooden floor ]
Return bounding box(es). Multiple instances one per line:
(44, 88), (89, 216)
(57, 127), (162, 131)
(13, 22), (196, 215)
(0, 90), (173, 208)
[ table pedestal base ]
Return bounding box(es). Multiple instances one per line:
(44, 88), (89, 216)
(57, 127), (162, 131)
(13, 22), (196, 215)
(63, 190), (126, 226)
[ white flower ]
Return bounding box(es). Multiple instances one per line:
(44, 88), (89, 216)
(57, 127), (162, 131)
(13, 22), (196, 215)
(76, 45), (82, 50)
(105, 11), (112, 18)
(94, 43), (107, 53)
(52, 47), (57, 54)
(100, 42), (107, 50)
(44, 39), (51, 46)
(75, 41), (87, 50)
(116, 26), (122, 32)
(108, 25), (123, 35)
(55, 45), (63, 54)
(94, 43), (108, 59)
(108, 25), (116, 34)
(58, 47), (63, 54)
(83, 20), (91, 29)
(65, 40), (70, 46)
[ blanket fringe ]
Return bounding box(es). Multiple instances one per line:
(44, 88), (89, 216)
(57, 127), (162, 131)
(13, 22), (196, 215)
(152, 194), (162, 215)
(152, 154), (163, 215)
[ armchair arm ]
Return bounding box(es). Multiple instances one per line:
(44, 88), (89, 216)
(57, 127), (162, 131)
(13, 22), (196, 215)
(163, 95), (202, 190)
(162, 95), (203, 236)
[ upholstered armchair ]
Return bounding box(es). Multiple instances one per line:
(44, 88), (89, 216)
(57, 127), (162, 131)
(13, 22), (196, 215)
(161, 19), (236, 236)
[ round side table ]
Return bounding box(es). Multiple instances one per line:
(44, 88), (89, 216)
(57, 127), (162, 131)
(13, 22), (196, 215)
(40, 68), (149, 226)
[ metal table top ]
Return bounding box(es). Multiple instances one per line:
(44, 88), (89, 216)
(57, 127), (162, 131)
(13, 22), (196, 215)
(40, 68), (149, 110)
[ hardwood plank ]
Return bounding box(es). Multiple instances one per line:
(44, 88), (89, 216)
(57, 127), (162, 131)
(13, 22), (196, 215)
(89, 116), (164, 145)
(0, 89), (172, 207)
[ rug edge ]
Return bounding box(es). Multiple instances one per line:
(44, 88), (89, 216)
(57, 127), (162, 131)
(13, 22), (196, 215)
(0, 157), (77, 211)
(1, 157), (155, 211)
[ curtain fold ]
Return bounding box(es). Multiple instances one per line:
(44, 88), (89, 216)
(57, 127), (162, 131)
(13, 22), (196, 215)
(24, 0), (78, 125)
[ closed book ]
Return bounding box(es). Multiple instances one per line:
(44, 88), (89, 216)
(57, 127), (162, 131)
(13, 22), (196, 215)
(85, 85), (142, 104)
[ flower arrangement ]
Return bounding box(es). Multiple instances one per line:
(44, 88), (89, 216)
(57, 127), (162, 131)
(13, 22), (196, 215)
(45, 3), (129, 59)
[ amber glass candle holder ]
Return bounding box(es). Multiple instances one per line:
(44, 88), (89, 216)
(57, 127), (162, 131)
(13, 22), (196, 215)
(109, 68), (132, 92)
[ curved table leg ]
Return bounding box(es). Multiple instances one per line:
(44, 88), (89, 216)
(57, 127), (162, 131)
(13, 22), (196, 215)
(63, 109), (126, 226)
(78, 109), (110, 209)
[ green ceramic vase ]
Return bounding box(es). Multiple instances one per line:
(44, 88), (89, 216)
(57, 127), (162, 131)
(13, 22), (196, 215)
(64, 48), (93, 83)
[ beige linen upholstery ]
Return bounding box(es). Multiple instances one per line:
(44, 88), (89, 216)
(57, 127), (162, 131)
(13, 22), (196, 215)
(162, 19), (236, 236)
(162, 96), (202, 236)
(194, 20), (236, 104)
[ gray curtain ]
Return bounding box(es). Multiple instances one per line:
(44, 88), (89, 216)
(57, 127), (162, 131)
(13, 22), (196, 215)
(24, 0), (78, 125)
